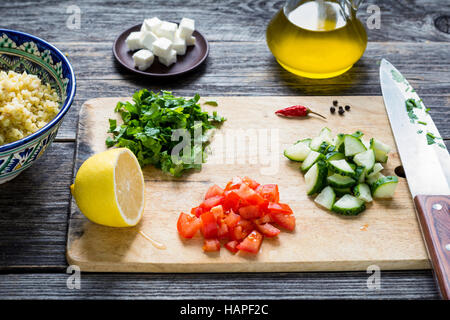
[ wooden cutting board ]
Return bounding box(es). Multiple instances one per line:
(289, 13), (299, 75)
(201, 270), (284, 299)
(67, 96), (430, 272)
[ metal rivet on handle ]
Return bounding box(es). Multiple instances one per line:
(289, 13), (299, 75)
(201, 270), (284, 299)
(446, 244), (450, 252)
(432, 203), (442, 211)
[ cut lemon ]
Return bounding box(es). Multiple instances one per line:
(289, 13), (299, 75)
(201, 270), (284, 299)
(71, 148), (145, 227)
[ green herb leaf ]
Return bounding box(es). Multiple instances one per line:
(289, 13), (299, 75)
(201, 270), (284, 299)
(204, 100), (218, 107)
(391, 69), (405, 83)
(106, 90), (225, 177)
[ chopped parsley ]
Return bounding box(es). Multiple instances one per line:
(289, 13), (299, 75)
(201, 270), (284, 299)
(204, 100), (218, 107)
(106, 90), (225, 177)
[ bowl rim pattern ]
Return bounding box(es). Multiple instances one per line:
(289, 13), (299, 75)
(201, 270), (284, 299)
(0, 28), (76, 153)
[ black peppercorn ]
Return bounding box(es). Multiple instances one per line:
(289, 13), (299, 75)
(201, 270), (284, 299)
(338, 108), (345, 115)
(330, 106), (336, 113)
(333, 100), (338, 106)
(345, 105), (350, 111)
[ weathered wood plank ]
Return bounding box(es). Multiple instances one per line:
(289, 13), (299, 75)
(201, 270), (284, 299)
(54, 41), (450, 140)
(2, 0), (449, 43)
(0, 270), (439, 299)
(0, 143), (74, 269)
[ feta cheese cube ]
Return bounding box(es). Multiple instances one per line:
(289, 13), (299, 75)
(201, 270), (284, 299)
(178, 18), (195, 39)
(152, 37), (173, 58)
(140, 31), (158, 50)
(172, 36), (186, 55)
(132, 49), (154, 70)
(186, 35), (196, 46)
(126, 32), (144, 51)
(156, 21), (178, 40)
(141, 17), (162, 33)
(158, 49), (177, 67)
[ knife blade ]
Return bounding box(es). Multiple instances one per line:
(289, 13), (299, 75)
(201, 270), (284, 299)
(380, 59), (450, 300)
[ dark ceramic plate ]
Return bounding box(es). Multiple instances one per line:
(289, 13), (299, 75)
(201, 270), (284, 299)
(113, 24), (209, 77)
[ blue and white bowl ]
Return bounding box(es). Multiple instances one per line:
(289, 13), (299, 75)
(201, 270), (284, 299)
(0, 29), (76, 184)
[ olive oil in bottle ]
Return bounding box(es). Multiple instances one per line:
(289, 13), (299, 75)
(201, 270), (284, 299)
(266, 0), (367, 78)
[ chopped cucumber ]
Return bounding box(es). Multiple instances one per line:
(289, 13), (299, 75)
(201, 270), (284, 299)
(289, 128), (397, 215)
(357, 170), (366, 183)
(367, 172), (385, 185)
(354, 166), (366, 183)
(327, 174), (356, 188)
(353, 183), (373, 202)
(370, 138), (391, 153)
(314, 186), (336, 210)
(332, 194), (366, 215)
(371, 176), (398, 198)
(325, 151), (345, 161)
(368, 162), (383, 175)
(362, 139), (371, 150)
(370, 138), (390, 163)
(284, 140), (311, 161)
(309, 136), (324, 151)
(305, 161), (328, 195)
(335, 134), (345, 153)
(353, 149), (375, 171)
(318, 141), (330, 154)
(327, 159), (355, 177)
(334, 187), (352, 197)
(319, 127), (333, 144)
(344, 135), (367, 157)
(301, 151), (324, 172)
(310, 128), (333, 151)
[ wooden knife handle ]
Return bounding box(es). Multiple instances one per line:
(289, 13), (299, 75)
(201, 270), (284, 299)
(414, 195), (450, 300)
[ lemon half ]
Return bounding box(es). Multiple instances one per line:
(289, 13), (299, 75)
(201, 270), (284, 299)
(71, 148), (145, 227)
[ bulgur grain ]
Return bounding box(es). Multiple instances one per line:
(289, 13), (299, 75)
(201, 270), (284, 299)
(0, 70), (60, 145)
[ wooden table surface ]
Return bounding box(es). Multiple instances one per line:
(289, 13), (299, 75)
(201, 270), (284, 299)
(0, 0), (449, 299)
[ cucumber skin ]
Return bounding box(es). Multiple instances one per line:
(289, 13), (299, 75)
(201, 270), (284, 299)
(325, 152), (345, 161)
(327, 175), (356, 188)
(301, 152), (325, 172)
(306, 160), (328, 196)
(333, 187), (352, 197)
(327, 160), (355, 177)
(353, 184), (373, 202)
(331, 202), (366, 216)
(344, 135), (367, 156)
(371, 176), (398, 197)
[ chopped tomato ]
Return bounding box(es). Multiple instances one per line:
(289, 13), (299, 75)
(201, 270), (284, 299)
(222, 190), (241, 212)
(205, 184), (224, 199)
(238, 205), (262, 220)
(236, 183), (265, 206)
(223, 210), (241, 229)
(256, 184), (279, 203)
(270, 212), (296, 231)
(217, 221), (229, 239)
(267, 202), (293, 215)
(237, 230), (263, 254)
(254, 213), (272, 225)
(211, 205), (224, 221)
(256, 223), (280, 238)
(191, 206), (203, 217)
(238, 219), (255, 239)
(200, 211), (218, 238)
(225, 240), (239, 253)
(230, 225), (246, 241)
(200, 195), (224, 211)
(224, 176), (242, 191)
(203, 239), (220, 252)
(242, 176), (260, 190)
(177, 212), (202, 239)
(178, 176), (295, 255)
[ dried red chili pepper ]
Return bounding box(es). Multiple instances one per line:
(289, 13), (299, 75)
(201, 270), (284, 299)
(275, 105), (326, 119)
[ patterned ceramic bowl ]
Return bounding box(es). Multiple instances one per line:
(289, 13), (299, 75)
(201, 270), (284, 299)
(0, 29), (76, 184)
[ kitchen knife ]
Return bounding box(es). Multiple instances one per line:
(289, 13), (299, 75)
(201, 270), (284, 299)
(380, 59), (450, 299)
